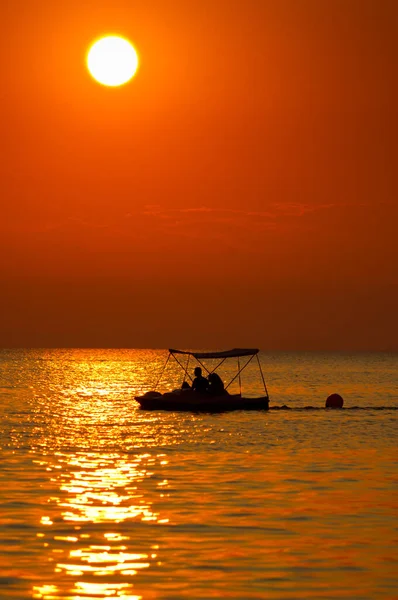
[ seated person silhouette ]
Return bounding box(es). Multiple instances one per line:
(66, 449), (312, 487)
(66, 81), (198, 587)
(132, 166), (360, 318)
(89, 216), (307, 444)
(207, 372), (225, 396)
(181, 380), (191, 390)
(192, 367), (208, 393)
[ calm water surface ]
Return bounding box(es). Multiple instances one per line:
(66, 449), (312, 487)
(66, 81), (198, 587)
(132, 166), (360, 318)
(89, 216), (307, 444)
(0, 349), (397, 599)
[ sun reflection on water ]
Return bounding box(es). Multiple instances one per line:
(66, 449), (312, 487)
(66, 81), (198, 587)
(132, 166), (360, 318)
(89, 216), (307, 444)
(33, 582), (142, 600)
(34, 451), (169, 599)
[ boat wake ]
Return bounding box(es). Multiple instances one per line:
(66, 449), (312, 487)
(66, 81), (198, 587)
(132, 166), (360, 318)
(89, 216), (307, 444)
(270, 405), (398, 411)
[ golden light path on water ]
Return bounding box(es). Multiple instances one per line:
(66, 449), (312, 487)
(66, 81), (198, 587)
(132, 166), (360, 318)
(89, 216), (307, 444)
(27, 352), (175, 599)
(32, 451), (169, 599)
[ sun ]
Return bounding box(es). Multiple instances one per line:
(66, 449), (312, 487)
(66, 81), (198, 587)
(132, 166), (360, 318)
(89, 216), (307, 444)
(87, 35), (139, 87)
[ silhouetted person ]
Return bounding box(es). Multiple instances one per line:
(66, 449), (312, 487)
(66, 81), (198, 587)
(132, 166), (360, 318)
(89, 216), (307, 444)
(207, 372), (225, 396)
(192, 367), (208, 393)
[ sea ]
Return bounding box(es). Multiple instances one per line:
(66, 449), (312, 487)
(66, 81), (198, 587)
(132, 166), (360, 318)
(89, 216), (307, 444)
(0, 349), (397, 600)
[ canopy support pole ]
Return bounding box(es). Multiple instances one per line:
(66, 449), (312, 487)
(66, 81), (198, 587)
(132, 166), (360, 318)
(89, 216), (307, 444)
(155, 352), (170, 390)
(225, 353), (256, 391)
(208, 357), (227, 374)
(170, 352), (194, 383)
(183, 354), (190, 386)
(256, 353), (269, 397)
(195, 357), (211, 375)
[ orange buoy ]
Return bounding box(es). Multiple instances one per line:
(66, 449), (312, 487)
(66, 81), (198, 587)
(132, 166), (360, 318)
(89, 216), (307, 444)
(326, 393), (344, 408)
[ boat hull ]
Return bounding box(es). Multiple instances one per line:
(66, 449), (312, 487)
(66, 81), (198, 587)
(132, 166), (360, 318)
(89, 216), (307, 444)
(135, 391), (269, 412)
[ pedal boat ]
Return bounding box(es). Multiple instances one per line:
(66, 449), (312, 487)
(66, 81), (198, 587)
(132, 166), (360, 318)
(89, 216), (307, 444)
(135, 348), (270, 412)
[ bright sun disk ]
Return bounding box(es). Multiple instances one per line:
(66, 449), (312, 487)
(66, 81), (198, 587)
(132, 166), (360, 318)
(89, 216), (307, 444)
(87, 36), (139, 87)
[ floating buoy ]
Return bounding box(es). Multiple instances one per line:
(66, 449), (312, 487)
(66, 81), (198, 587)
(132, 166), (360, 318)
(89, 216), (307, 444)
(326, 393), (344, 408)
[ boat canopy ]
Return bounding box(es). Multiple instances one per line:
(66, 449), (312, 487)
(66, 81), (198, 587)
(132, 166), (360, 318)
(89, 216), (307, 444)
(154, 347), (268, 398)
(169, 348), (259, 359)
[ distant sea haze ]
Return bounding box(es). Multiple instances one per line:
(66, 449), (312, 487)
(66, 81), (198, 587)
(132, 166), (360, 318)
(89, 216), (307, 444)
(0, 349), (397, 599)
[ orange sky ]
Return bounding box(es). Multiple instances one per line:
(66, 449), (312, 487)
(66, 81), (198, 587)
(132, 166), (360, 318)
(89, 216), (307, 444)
(1, 0), (397, 350)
